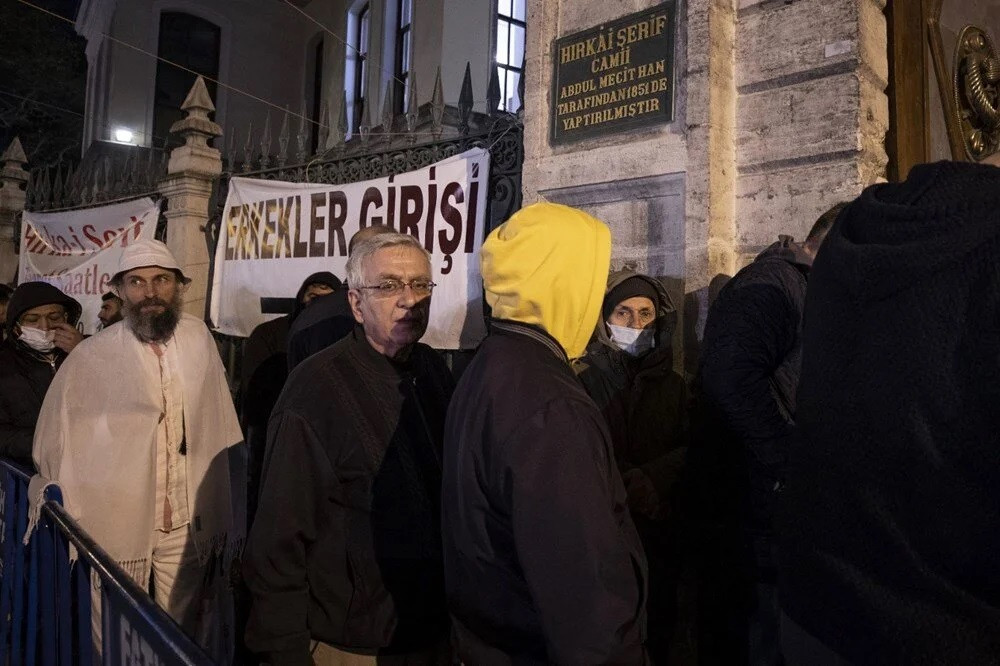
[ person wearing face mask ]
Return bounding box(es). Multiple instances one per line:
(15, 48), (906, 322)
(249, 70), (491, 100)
(0, 282), (83, 466)
(576, 270), (689, 664)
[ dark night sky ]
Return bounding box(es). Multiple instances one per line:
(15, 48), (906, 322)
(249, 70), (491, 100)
(0, 0), (87, 168)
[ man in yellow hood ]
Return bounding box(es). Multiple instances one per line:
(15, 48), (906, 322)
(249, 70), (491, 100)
(441, 202), (648, 664)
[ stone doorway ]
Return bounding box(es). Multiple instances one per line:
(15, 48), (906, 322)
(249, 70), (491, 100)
(886, 0), (1000, 180)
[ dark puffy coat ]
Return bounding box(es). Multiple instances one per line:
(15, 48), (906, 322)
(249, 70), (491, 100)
(244, 327), (454, 666)
(0, 282), (81, 466)
(575, 272), (688, 663)
(241, 271), (340, 526)
(688, 238), (811, 533)
(576, 271), (688, 509)
(442, 320), (647, 665)
(779, 161), (1000, 664)
(285, 287), (355, 372)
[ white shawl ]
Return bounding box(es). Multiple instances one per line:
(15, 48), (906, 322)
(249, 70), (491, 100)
(31, 313), (246, 585)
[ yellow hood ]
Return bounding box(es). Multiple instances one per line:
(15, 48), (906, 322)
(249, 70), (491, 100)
(481, 202), (611, 359)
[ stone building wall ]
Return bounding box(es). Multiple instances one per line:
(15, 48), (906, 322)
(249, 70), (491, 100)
(521, 0), (889, 372)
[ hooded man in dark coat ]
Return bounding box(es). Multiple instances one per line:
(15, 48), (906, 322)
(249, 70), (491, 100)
(779, 160), (1000, 664)
(687, 203), (843, 665)
(0, 282), (83, 465)
(576, 270), (688, 663)
(241, 271), (341, 526)
(442, 203), (648, 664)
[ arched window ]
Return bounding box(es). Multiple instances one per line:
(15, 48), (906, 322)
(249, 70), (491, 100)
(153, 12), (221, 147)
(306, 37), (325, 153)
(394, 0), (413, 114)
(352, 2), (371, 131)
(495, 0), (525, 112)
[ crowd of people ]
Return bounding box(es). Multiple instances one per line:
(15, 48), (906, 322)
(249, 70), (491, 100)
(1, 155), (999, 665)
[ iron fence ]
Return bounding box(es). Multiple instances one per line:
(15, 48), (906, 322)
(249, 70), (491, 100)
(0, 459), (213, 665)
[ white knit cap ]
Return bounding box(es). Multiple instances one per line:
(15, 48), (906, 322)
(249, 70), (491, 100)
(114, 239), (192, 284)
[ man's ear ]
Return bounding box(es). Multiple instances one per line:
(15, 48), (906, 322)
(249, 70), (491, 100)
(177, 281), (190, 296)
(347, 289), (364, 324)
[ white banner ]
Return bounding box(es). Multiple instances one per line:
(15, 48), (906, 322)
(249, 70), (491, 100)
(18, 198), (161, 334)
(210, 148), (490, 349)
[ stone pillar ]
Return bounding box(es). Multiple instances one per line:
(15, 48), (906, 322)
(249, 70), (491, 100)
(158, 76), (223, 318)
(733, 0), (888, 266)
(0, 138), (29, 285)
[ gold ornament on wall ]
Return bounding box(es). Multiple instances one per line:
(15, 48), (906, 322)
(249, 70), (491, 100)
(953, 25), (1000, 161)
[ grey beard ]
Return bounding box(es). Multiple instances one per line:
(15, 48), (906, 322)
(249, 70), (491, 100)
(124, 295), (182, 342)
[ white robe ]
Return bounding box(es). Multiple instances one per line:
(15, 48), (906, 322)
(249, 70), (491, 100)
(31, 313), (246, 586)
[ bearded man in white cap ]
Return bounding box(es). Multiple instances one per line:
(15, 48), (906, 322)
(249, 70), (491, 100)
(32, 239), (245, 659)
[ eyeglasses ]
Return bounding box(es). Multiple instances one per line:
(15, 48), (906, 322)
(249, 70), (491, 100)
(125, 274), (177, 291)
(357, 279), (436, 297)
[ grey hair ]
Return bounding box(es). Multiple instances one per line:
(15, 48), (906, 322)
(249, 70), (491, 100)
(346, 232), (431, 288)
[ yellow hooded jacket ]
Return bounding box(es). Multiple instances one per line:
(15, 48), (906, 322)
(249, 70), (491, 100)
(480, 202), (612, 359)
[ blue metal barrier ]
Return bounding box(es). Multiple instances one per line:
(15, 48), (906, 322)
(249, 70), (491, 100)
(0, 459), (215, 665)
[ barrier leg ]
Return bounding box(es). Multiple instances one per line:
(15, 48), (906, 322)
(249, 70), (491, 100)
(56, 529), (72, 665)
(25, 514), (38, 666)
(10, 476), (27, 665)
(74, 559), (92, 666)
(0, 468), (15, 661)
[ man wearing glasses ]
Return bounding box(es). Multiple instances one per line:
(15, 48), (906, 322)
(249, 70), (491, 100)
(32, 239), (245, 662)
(0, 281), (83, 466)
(246, 232), (454, 666)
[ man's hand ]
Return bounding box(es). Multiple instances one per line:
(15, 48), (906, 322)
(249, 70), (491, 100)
(51, 323), (84, 353)
(622, 468), (661, 519)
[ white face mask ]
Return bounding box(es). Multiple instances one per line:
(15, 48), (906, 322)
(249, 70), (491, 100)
(607, 323), (655, 357)
(18, 326), (56, 353)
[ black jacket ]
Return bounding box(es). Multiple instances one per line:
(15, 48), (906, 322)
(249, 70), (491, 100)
(0, 344), (66, 465)
(576, 272), (688, 512)
(688, 238), (810, 533)
(0, 282), (81, 466)
(442, 320), (647, 665)
(285, 288), (355, 372)
(779, 161), (1000, 664)
(244, 327), (454, 665)
(241, 271), (341, 526)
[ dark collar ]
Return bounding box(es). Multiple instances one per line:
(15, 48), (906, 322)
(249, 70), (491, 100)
(490, 319), (568, 363)
(347, 325), (416, 379)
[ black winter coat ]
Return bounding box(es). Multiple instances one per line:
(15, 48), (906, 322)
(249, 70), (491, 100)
(241, 271), (342, 527)
(442, 320), (647, 665)
(285, 288), (355, 372)
(688, 238), (810, 533)
(576, 272), (688, 512)
(0, 281), (81, 467)
(0, 344), (66, 466)
(779, 161), (1000, 664)
(244, 327), (454, 666)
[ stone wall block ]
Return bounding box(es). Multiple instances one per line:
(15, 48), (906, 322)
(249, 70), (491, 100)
(737, 0), (858, 89)
(737, 71), (862, 169)
(735, 159), (862, 251)
(559, 0), (659, 36)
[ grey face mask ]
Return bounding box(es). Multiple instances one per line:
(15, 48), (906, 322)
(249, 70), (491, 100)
(607, 323), (655, 357)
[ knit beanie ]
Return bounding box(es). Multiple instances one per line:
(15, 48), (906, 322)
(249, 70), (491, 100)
(603, 276), (660, 321)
